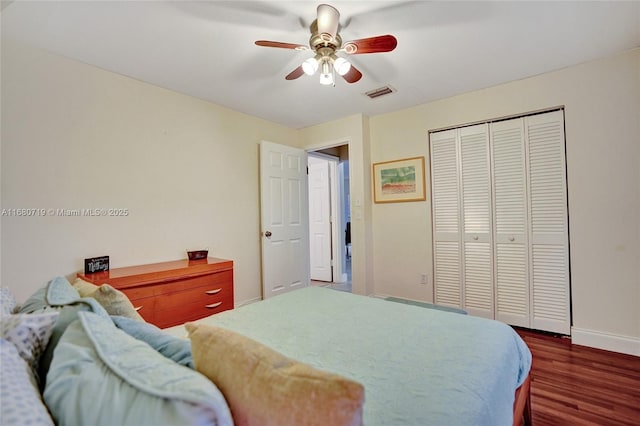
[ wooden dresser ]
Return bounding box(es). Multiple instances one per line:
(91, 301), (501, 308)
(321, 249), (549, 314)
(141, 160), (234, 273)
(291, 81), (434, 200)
(78, 258), (233, 328)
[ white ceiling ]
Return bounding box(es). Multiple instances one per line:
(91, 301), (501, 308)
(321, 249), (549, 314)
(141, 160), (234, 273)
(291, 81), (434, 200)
(2, 1), (639, 129)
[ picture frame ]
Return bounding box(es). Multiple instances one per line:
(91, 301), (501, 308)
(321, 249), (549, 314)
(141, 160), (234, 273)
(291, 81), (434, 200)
(372, 156), (426, 203)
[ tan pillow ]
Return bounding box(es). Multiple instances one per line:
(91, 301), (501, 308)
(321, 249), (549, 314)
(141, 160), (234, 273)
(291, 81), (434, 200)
(186, 323), (364, 426)
(88, 284), (144, 322)
(72, 278), (99, 297)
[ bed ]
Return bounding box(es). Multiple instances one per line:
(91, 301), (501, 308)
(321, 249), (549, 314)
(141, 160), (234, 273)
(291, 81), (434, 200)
(1, 279), (531, 426)
(165, 286), (532, 426)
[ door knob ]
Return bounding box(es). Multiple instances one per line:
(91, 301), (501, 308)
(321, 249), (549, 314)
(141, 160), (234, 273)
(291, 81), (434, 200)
(264, 231), (272, 238)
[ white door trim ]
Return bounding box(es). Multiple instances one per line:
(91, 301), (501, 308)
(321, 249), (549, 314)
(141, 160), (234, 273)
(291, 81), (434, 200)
(308, 151), (345, 284)
(308, 156), (333, 282)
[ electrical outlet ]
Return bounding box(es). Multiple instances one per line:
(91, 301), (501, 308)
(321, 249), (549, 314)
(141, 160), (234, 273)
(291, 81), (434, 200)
(420, 273), (428, 285)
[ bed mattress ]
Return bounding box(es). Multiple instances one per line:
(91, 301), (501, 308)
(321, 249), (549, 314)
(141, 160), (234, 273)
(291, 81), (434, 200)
(166, 287), (531, 425)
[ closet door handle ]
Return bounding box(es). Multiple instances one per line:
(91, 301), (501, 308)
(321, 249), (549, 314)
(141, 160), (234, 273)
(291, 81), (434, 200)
(205, 289), (222, 295)
(509, 236), (515, 242)
(473, 235), (479, 241)
(205, 302), (223, 309)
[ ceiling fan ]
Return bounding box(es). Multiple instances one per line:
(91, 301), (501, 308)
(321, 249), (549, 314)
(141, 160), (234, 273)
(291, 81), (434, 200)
(255, 4), (397, 86)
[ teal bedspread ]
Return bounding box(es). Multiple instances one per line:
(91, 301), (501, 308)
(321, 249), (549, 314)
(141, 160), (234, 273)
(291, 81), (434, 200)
(166, 287), (531, 425)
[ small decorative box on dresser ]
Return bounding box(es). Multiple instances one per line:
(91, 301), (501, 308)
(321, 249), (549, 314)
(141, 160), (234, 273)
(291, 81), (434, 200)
(78, 258), (233, 328)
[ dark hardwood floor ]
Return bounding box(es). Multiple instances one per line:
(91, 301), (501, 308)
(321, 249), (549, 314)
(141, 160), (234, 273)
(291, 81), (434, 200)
(515, 328), (640, 425)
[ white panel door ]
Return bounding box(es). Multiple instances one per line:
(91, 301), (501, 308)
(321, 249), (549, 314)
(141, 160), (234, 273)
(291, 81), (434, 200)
(491, 118), (530, 327)
(430, 129), (462, 308)
(459, 124), (494, 319)
(525, 110), (570, 334)
(308, 157), (332, 282)
(260, 141), (310, 299)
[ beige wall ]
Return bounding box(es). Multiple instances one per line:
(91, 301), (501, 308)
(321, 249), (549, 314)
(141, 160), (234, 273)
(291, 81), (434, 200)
(1, 38), (299, 305)
(369, 48), (640, 353)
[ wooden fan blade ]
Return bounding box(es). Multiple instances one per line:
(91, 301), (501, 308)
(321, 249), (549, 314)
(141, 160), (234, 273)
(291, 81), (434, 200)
(255, 40), (308, 50)
(285, 66), (305, 80)
(342, 34), (397, 54)
(342, 65), (362, 83)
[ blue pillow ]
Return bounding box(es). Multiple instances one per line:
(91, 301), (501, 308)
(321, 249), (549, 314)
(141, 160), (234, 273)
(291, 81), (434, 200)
(111, 315), (193, 368)
(44, 312), (232, 426)
(37, 302), (108, 389)
(16, 277), (113, 389)
(18, 277), (81, 314)
(18, 286), (50, 314)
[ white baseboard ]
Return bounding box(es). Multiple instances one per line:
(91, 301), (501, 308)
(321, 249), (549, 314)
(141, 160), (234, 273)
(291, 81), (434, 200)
(571, 327), (640, 356)
(370, 293), (391, 299)
(236, 296), (262, 308)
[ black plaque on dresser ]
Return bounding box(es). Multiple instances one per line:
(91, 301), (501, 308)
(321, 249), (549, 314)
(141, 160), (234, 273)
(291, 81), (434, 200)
(84, 256), (110, 274)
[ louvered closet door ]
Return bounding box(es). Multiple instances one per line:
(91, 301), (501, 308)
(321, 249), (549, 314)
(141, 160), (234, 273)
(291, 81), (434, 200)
(430, 129), (462, 308)
(459, 124), (494, 319)
(526, 110), (570, 334)
(491, 119), (530, 327)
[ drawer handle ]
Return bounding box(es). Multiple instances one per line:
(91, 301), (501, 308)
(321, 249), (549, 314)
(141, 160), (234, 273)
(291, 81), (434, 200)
(134, 306), (143, 311)
(205, 302), (223, 309)
(205, 289), (222, 295)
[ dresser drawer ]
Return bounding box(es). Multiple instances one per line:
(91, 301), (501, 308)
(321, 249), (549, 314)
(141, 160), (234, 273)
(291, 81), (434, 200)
(122, 270), (232, 301)
(132, 305), (156, 325)
(127, 281), (231, 314)
(153, 296), (234, 329)
(134, 298), (234, 329)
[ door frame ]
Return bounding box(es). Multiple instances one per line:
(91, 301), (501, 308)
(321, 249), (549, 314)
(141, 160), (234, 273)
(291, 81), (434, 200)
(308, 154), (334, 282)
(307, 141), (350, 284)
(308, 151), (345, 283)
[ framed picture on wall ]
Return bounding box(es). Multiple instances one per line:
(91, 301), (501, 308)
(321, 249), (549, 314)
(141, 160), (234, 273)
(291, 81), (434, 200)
(372, 156), (426, 203)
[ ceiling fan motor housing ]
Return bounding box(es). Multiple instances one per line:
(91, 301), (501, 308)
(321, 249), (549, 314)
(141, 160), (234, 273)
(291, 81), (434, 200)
(309, 19), (342, 51)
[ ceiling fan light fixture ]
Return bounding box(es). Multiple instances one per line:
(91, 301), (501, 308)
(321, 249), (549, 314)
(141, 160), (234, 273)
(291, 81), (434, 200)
(319, 61), (334, 86)
(319, 72), (334, 86)
(302, 57), (319, 75)
(333, 57), (351, 76)
(255, 4), (396, 85)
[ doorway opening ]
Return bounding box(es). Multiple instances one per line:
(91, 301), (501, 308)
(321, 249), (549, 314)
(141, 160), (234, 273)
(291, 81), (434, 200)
(308, 145), (351, 292)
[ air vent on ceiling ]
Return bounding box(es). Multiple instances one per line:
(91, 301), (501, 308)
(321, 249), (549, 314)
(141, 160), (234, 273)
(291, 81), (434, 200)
(364, 85), (396, 99)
